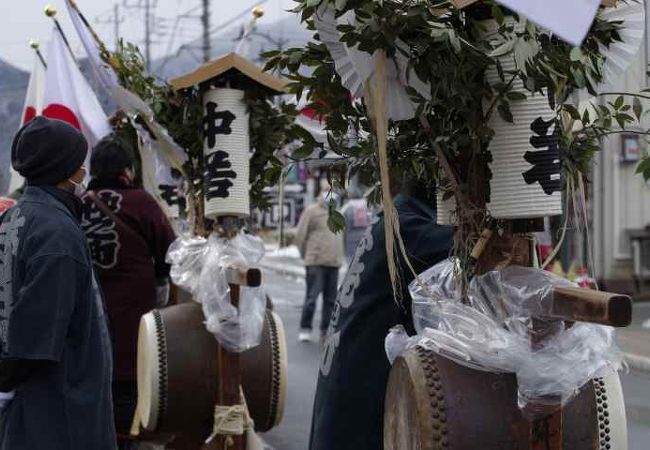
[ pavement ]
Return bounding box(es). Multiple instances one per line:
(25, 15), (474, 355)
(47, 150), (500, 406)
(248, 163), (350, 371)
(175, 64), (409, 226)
(258, 269), (317, 450)
(617, 302), (650, 372)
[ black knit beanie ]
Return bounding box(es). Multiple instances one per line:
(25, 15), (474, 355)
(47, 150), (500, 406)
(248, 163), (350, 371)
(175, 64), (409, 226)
(11, 116), (88, 185)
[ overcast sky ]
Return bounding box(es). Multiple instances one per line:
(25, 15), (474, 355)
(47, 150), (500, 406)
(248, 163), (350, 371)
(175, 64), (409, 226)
(0, 0), (296, 71)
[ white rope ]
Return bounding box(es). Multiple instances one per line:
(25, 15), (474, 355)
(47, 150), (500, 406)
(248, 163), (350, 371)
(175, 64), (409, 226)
(205, 386), (256, 446)
(205, 404), (247, 444)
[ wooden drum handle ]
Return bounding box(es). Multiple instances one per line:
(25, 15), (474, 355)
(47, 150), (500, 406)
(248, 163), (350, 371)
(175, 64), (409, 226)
(548, 287), (632, 327)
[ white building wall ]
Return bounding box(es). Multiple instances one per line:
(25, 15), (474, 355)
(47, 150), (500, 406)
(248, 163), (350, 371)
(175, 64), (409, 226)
(594, 10), (650, 281)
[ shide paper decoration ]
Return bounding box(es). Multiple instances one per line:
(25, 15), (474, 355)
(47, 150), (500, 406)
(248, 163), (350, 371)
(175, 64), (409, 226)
(314, 3), (432, 121)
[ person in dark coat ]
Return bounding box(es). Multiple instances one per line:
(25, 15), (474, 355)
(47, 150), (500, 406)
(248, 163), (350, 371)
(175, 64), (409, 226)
(80, 134), (176, 445)
(309, 180), (453, 450)
(0, 116), (116, 450)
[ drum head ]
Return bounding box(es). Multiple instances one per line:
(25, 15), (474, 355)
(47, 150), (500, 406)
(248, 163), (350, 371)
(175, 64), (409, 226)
(136, 311), (162, 431)
(384, 346), (625, 450)
(241, 310), (288, 432)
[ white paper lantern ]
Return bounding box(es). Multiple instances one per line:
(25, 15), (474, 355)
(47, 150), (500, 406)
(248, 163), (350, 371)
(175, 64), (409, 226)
(202, 88), (250, 218)
(485, 57), (563, 219)
(436, 190), (456, 226)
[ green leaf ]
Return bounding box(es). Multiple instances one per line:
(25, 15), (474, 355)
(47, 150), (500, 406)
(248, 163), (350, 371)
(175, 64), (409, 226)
(633, 97), (643, 121)
(260, 50), (281, 58)
(292, 145), (314, 160)
(497, 103), (513, 123)
(507, 92), (527, 101)
(614, 95), (624, 110)
(563, 104), (581, 120)
(492, 5), (505, 25)
(327, 201), (346, 233)
(636, 157), (650, 181)
(489, 39), (516, 58)
(569, 47), (583, 62)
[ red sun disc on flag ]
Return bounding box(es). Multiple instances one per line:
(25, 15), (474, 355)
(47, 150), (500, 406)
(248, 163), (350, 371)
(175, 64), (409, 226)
(0, 197), (16, 215)
(43, 103), (81, 130)
(22, 107), (37, 125)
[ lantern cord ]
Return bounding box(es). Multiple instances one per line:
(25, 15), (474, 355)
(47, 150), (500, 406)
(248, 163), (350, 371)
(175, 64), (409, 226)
(577, 174), (599, 290)
(541, 177), (573, 270)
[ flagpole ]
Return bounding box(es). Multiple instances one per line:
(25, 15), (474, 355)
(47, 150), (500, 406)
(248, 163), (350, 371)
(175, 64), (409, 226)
(29, 40), (47, 69)
(44, 5), (79, 65)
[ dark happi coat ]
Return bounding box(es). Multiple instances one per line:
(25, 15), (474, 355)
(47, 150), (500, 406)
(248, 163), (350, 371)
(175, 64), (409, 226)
(0, 186), (115, 450)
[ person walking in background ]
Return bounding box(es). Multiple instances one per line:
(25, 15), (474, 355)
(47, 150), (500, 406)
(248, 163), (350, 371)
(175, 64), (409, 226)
(0, 117), (116, 449)
(341, 190), (370, 263)
(295, 189), (344, 343)
(80, 135), (176, 448)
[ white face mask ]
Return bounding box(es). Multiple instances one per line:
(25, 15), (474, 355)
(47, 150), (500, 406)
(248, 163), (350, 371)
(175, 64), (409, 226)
(68, 178), (87, 198)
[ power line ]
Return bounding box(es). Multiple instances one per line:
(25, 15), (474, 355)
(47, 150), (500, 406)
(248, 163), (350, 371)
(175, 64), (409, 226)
(95, 3), (125, 50)
(154, 1), (204, 74)
(122, 0), (159, 71)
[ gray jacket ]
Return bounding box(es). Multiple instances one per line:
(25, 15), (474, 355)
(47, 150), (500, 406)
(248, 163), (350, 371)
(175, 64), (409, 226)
(295, 202), (343, 267)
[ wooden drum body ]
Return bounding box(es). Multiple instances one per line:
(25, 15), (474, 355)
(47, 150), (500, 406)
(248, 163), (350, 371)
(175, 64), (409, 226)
(137, 302), (287, 435)
(384, 346), (627, 450)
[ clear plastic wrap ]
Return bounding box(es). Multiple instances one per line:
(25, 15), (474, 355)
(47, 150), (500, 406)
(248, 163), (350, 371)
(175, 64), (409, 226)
(166, 232), (266, 353)
(399, 258), (623, 419)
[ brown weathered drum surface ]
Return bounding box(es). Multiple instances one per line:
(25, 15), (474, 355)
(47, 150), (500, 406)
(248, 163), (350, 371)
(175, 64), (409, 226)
(241, 307), (287, 432)
(137, 302), (287, 435)
(384, 346), (626, 450)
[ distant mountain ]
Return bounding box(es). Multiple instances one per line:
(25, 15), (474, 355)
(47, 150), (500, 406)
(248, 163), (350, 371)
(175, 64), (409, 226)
(0, 16), (313, 194)
(0, 59), (29, 194)
(153, 15), (313, 81)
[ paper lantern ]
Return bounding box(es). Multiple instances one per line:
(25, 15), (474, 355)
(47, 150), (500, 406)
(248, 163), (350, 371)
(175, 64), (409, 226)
(485, 56), (562, 219)
(202, 88), (250, 219)
(171, 53), (286, 221)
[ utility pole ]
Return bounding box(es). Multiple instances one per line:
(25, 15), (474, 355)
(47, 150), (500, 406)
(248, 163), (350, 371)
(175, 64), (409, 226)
(122, 0), (156, 72)
(144, 0), (151, 71)
(202, 0), (210, 62)
(95, 3), (124, 51)
(114, 4), (120, 50)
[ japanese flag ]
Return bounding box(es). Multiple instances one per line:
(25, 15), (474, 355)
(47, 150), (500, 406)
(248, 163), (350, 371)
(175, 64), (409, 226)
(43, 29), (110, 155)
(21, 53), (45, 125)
(8, 53), (47, 193)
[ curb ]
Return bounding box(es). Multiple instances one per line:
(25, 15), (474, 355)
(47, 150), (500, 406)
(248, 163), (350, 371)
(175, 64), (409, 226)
(624, 352), (650, 373)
